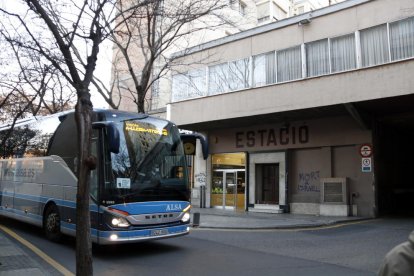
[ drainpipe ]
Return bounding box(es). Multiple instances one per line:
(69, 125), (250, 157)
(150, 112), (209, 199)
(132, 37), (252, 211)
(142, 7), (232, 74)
(245, 152), (250, 212)
(283, 149), (290, 213)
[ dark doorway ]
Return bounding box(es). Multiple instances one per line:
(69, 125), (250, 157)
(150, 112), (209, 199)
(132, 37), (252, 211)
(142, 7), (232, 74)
(353, 95), (414, 217)
(256, 164), (279, 204)
(375, 123), (414, 216)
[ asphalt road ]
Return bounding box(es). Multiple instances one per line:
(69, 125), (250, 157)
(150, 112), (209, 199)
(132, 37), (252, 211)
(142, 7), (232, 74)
(2, 217), (414, 276)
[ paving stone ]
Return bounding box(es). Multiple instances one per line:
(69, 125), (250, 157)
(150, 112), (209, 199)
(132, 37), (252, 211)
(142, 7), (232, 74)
(0, 267), (46, 276)
(0, 255), (37, 271)
(0, 246), (23, 257)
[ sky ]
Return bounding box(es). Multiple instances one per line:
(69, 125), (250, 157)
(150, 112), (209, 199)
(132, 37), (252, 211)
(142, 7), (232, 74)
(92, 40), (112, 109)
(0, 0), (112, 109)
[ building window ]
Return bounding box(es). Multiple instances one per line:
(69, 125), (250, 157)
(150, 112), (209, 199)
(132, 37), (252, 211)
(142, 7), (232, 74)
(253, 51), (276, 87)
(277, 46), (302, 82)
(230, 0), (246, 16)
(150, 78), (160, 109)
(171, 16), (414, 103)
(360, 24), (389, 67)
(240, 2), (246, 16)
(330, 33), (356, 73)
(389, 17), (414, 61)
(306, 39), (330, 77)
(257, 2), (269, 23)
(228, 58), (251, 91)
(188, 69), (206, 98)
(171, 69), (206, 101)
(208, 63), (228, 95)
(151, 79), (159, 98)
(171, 73), (188, 102)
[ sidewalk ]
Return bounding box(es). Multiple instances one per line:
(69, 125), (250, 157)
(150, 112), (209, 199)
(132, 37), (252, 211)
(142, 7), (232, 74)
(0, 226), (54, 276)
(190, 207), (369, 229)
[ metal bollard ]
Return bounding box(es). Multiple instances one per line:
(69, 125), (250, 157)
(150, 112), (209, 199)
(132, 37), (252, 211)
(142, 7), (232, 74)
(192, 212), (200, 227)
(200, 185), (206, 208)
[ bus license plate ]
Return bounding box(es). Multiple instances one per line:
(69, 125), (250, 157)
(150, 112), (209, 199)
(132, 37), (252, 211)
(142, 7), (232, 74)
(151, 229), (167, 236)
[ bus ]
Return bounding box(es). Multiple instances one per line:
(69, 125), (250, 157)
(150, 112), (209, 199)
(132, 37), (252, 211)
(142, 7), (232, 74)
(0, 109), (203, 244)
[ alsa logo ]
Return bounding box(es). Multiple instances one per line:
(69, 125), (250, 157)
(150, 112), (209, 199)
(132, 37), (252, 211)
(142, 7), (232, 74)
(166, 204), (182, 211)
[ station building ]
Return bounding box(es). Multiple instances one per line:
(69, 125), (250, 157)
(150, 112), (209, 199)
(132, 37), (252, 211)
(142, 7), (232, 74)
(167, 0), (414, 217)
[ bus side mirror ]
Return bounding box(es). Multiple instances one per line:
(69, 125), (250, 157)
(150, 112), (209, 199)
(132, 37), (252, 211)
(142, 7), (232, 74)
(180, 132), (208, 160)
(92, 121), (120, 154)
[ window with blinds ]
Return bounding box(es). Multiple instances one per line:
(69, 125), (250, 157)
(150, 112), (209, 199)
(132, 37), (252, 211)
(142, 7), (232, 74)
(306, 39), (329, 77)
(277, 46), (302, 82)
(390, 17), (414, 61)
(253, 52), (276, 87)
(330, 34), (357, 73)
(360, 24), (389, 67)
(170, 16), (414, 102)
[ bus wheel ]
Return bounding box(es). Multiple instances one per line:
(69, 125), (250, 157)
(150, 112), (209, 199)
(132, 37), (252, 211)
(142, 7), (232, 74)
(44, 205), (62, 242)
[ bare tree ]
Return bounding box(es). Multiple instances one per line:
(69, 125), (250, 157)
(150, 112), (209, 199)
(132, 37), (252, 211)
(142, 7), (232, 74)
(93, 0), (251, 113)
(0, 19), (76, 161)
(0, 1), (153, 274)
(0, 20), (76, 114)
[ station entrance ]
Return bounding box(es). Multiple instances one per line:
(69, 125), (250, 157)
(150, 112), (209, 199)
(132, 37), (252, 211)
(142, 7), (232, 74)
(211, 153), (246, 211)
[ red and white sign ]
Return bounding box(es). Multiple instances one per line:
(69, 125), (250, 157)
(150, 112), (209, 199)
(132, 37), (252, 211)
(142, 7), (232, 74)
(359, 144), (373, 157)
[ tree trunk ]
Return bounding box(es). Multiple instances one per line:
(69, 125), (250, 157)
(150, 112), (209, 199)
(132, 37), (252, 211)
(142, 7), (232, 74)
(75, 88), (93, 276)
(137, 86), (146, 113)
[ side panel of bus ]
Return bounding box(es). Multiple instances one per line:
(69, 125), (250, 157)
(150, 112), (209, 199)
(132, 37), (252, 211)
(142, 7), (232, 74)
(0, 161), (15, 215)
(0, 156), (77, 228)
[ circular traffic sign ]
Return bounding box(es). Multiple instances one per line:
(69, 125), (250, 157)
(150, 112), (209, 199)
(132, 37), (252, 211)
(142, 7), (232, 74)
(362, 158), (371, 166)
(360, 144), (373, 157)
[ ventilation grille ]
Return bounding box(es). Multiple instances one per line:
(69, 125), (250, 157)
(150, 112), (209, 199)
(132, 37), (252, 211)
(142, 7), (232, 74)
(321, 178), (348, 204)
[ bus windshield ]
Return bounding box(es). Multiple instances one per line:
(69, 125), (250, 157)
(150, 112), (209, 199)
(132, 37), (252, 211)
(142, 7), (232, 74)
(101, 117), (189, 205)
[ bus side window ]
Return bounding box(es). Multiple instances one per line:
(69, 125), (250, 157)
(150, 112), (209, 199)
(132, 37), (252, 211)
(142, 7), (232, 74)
(48, 113), (78, 173)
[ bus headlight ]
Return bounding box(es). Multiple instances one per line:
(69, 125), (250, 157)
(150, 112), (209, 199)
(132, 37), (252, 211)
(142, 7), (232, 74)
(111, 217), (130, 227)
(181, 212), (191, 223)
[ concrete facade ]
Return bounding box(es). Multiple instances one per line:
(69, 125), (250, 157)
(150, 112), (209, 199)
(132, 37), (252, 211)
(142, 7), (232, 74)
(169, 0), (414, 218)
(111, 0), (347, 115)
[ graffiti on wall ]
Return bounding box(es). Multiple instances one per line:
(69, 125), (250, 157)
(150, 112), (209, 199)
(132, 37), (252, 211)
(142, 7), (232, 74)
(298, 170), (320, 192)
(195, 172), (207, 184)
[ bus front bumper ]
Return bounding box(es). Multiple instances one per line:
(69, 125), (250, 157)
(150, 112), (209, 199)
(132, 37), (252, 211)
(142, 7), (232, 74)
(97, 224), (190, 245)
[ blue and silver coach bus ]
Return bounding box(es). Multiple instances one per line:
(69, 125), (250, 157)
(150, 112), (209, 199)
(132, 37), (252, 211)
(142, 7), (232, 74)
(0, 109), (202, 244)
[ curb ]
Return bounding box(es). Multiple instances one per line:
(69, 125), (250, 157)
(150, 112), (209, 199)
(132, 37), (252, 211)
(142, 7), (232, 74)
(190, 216), (372, 230)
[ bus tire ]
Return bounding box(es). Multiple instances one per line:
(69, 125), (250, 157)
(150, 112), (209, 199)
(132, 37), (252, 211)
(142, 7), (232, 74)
(44, 204), (62, 242)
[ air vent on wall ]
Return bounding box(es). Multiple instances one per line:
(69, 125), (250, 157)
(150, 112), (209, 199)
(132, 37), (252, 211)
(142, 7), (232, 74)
(320, 178), (348, 204)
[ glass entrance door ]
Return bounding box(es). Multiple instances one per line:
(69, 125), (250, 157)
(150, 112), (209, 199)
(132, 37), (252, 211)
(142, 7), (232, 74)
(211, 153), (246, 210)
(211, 170), (244, 210)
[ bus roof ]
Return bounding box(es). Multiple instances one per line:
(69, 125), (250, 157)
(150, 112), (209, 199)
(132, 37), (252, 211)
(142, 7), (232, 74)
(0, 110), (73, 132)
(0, 109), (169, 132)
